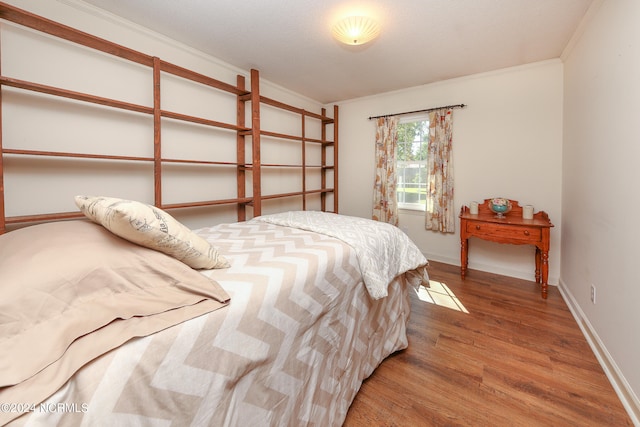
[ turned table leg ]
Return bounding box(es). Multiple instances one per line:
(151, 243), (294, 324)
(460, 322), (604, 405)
(460, 238), (468, 279)
(535, 247), (542, 284)
(541, 250), (549, 299)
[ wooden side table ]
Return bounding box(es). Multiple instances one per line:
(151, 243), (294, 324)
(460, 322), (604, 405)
(460, 199), (554, 299)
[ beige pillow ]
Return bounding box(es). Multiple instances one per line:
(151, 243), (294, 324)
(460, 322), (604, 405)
(0, 220), (230, 388)
(75, 195), (229, 269)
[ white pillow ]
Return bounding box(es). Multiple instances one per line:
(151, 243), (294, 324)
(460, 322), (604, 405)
(74, 195), (229, 269)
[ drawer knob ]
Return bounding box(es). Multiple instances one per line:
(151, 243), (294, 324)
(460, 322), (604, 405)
(524, 230), (530, 236)
(475, 225), (481, 230)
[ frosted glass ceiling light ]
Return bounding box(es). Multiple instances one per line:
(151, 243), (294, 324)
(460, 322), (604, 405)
(332, 16), (380, 46)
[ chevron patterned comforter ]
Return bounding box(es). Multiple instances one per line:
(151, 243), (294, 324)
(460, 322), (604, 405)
(7, 214), (428, 426)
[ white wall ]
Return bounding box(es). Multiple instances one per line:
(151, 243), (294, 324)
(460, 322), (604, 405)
(561, 0), (640, 421)
(336, 61), (563, 284)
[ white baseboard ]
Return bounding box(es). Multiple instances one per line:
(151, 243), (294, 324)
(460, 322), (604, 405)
(422, 253), (459, 267)
(423, 253), (559, 286)
(558, 279), (640, 426)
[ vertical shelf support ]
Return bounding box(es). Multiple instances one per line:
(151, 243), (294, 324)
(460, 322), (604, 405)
(152, 56), (162, 206)
(250, 69), (261, 217)
(320, 108), (327, 212)
(319, 105), (339, 213)
(333, 104), (339, 213)
(236, 74), (247, 222)
(301, 113), (307, 211)
(0, 29), (5, 234)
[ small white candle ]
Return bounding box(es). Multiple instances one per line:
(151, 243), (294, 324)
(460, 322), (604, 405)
(523, 205), (534, 220)
(469, 201), (479, 215)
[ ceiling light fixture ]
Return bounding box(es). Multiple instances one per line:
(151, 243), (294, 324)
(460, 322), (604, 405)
(331, 16), (380, 46)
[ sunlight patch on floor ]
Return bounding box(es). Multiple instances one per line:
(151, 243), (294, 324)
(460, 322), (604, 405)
(416, 280), (469, 313)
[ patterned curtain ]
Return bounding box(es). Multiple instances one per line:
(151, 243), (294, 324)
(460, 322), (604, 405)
(372, 116), (400, 226)
(425, 109), (455, 233)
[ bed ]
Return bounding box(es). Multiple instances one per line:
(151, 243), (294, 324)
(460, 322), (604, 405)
(0, 201), (429, 426)
(0, 3), (429, 425)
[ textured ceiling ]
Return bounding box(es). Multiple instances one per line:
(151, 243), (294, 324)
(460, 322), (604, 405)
(80, 0), (594, 103)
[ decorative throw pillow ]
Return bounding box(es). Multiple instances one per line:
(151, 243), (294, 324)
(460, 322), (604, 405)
(74, 195), (229, 269)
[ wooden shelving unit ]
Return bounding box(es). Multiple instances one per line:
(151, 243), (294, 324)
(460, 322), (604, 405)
(0, 2), (337, 233)
(258, 92), (337, 214)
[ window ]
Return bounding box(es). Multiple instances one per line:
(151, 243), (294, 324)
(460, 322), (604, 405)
(396, 117), (429, 211)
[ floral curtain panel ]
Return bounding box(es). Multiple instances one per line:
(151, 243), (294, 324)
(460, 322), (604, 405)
(425, 109), (455, 233)
(372, 116), (400, 226)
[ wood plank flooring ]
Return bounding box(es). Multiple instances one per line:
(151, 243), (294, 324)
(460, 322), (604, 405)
(344, 261), (633, 426)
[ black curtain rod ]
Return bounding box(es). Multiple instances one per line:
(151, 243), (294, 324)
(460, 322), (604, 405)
(368, 103), (466, 120)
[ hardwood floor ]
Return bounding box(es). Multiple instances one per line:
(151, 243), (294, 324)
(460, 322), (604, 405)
(344, 261), (633, 427)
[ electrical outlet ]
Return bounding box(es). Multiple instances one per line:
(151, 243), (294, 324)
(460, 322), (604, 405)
(590, 284), (596, 304)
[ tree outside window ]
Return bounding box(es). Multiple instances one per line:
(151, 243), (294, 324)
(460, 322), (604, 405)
(396, 118), (429, 210)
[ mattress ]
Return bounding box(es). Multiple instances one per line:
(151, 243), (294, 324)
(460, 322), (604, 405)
(2, 213), (428, 426)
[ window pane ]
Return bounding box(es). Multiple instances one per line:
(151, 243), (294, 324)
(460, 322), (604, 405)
(415, 139), (428, 161)
(418, 164), (427, 205)
(396, 118), (429, 210)
(397, 140), (410, 162)
(397, 163), (408, 204)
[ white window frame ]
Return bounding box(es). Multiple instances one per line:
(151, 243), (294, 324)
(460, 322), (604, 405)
(396, 114), (429, 211)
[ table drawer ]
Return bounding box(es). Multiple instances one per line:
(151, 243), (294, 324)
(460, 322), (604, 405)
(466, 222), (541, 242)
